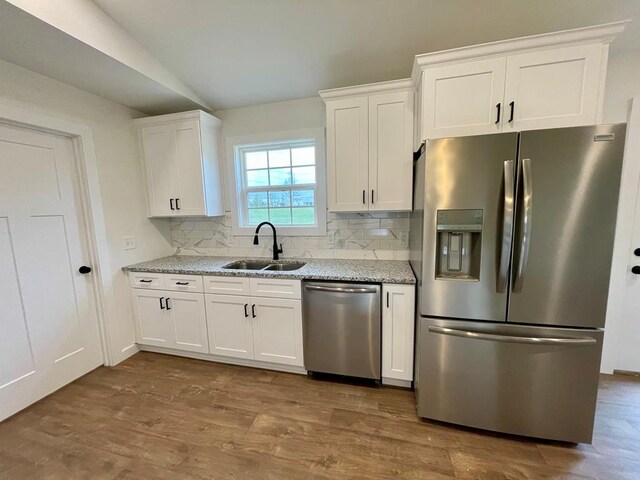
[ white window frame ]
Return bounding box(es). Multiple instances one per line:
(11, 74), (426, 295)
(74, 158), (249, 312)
(227, 128), (326, 236)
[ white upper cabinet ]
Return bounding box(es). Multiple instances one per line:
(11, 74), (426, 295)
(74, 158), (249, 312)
(321, 80), (414, 213)
(422, 58), (506, 138)
(413, 21), (627, 140)
(136, 110), (224, 217)
(502, 44), (604, 131)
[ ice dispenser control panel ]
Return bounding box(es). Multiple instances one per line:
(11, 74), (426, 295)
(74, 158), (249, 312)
(435, 209), (483, 281)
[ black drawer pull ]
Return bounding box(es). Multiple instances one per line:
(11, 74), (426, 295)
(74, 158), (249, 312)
(139, 279), (152, 283)
(175, 282), (189, 285)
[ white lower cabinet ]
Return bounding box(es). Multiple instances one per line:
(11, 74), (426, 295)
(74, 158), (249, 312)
(132, 288), (208, 353)
(205, 294), (254, 360)
(382, 284), (416, 385)
(252, 297), (303, 366)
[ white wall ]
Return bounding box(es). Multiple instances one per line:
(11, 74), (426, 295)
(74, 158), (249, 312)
(0, 58), (173, 365)
(603, 50), (640, 123)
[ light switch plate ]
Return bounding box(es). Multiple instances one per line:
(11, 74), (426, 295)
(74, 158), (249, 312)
(123, 235), (136, 250)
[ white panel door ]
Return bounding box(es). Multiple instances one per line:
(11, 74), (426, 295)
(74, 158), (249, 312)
(326, 97), (369, 212)
(140, 124), (176, 216)
(368, 91), (414, 211)
(0, 123), (102, 422)
(205, 294), (254, 359)
(131, 289), (171, 348)
(252, 298), (303, 366)
(173, 120), (206, 216)
(423, 58), (507, 138)
(503, 44), (604, 131)
(382, 284), (415, 382)
(165, 292), (209, 353)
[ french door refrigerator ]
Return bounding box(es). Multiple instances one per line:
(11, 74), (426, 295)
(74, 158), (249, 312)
(410, 124), (626, 443)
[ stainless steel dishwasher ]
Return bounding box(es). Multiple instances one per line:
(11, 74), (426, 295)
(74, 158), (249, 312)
(302, 281), (381, 380)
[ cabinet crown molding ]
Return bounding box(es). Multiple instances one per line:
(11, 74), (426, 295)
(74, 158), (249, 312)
(410, 19), (630, 86)
(319, 78), (413, 101)
(134, 109), (221, 127)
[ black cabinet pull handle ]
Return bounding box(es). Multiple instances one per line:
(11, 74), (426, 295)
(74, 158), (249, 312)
(166, 298), (171, 310)
(175, 281), (189, 285)
(509, 101), (515, 123)
(495, 103), (501, 124)
(139, 279), (152, 283)
(371, 190), (374, 204)
(170, 199), (175, 210)
(244, 304), (249, 318)
(386, 292), (390, 308)
(176, 198), (180, 210)
(634, 248), (640, 257)
(251, 304), (256, 318)
(159, 297), (165, 309)
(362, 190), (366, 205)
(632, 266), (640, 275)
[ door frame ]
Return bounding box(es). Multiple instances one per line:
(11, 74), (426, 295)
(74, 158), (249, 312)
(602, 96), (640, 374)
(0, 103), (114, 366)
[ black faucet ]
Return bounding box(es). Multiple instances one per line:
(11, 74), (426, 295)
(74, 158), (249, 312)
(253, 221), (283, 261)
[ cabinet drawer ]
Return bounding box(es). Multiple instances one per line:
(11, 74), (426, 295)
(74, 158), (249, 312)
(250, 278), (301, 300)
(204, 275), (251, 296)
(164, 274), (203, 293)
(129, 272), (165, 290)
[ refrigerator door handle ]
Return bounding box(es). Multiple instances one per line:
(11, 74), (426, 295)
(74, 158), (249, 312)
(428, 326), (596, 346)
(497, 160), (515, 293)
(513, 157), (533, 292)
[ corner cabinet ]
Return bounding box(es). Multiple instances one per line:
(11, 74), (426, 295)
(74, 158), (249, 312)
(320, 81), (414, 212)
(135, 110), (225, 217)
(382, 284), (416, 386)
(413, 22), (627, 140)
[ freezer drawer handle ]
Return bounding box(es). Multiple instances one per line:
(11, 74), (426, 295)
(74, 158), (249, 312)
(304, 285), (378, 294)
(513, 157), (533, 292)
(497, 160), (515, 293)
(428, 326), (596, 345)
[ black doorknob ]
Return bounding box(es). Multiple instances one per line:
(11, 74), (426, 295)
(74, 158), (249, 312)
(635, 248), (640, 257)
(632, 266), (640, 275)
(79, 266), (92, 274)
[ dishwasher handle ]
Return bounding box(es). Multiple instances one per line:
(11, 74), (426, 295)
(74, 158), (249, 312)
(304, 284), (378, 294)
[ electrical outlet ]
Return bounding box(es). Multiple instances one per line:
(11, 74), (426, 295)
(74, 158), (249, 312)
(123, 235), (136, 250)
(326, 230), (335, 246)
(399, 230), (409, 247)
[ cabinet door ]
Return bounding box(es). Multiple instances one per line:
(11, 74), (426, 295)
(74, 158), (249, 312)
(503, 44), (604, 131)
(422, 58), (507, 139)
(326, 97), (369, 212)
(140, 124), (177, 216)
(368, 91), (414, 211)
(173, 120), (207, 216)
(131, 289), (171, 347)
(252, 298), (303, 366)
(205, 294), (254, 359)
(382, 284), (415, 382)
(165, 292), (208, 353)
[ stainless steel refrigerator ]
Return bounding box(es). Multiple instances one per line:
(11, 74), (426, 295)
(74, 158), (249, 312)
(410, 124), (626, 443)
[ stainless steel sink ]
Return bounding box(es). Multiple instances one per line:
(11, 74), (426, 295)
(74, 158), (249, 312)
(222, 260), (306, 271)
(263, 263), (305, 271)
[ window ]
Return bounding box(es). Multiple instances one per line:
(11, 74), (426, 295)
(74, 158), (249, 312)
(229, 129), (326, 236)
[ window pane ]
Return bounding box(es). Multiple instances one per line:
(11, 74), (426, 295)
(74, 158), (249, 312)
(268, 190), (291, 207)
(291, 146), (315, 166)
(292, 189), (314, 207)
(248, 208), (269, 224)
(293, 207), (315, 224)
(247, 191), (268, 208)
(245, 150), (267, 170)
(268, 149), (290, 168)
(269, 208), (292, 224)
(269, 168), (292, 186)
(247, 169), (269, 186)
(291, 166), (315, 184)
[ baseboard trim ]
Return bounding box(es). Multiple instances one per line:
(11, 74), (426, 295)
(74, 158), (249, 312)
(382, 377), (412, 388)
(138, 345), (307, 375)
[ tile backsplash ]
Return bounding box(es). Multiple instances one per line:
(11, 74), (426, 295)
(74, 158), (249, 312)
(171, 212), (410, 260)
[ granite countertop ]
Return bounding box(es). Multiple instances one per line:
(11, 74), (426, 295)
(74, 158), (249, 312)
(122, 255), (416, 285)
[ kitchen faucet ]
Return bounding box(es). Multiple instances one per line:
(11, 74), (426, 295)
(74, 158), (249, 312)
(253, 221), (283, 261)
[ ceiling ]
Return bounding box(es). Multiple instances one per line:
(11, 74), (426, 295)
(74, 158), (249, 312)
(92, 0), (640, 110)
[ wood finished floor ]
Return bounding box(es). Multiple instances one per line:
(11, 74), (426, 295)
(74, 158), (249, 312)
(1, 353), (639, 479)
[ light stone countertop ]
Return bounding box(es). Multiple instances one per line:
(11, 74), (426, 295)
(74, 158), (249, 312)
(122, 255), (416, 285)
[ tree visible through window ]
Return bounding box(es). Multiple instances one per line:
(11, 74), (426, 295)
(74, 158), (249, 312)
(237, 139), (318, 227)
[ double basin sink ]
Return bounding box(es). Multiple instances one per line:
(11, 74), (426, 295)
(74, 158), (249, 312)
(222, 260), (306, 271)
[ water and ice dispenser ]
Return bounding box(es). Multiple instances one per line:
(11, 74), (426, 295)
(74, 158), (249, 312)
(435, 209), (483, 281)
